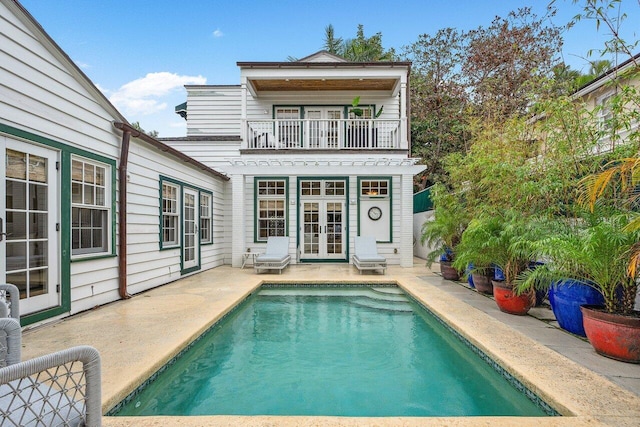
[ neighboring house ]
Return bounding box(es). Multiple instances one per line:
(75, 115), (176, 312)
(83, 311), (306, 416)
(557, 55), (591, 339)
(572, 53), (640, 152)
(163, 51), (425, 268)
(0, 0), (229, 326)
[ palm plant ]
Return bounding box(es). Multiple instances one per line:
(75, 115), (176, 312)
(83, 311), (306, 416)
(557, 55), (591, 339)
(420, 183), (468, 266)
(516, 215), (640, 315)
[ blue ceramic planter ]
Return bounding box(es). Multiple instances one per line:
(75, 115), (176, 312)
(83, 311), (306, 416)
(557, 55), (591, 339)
(466, 263), (475, 288)
(549, 279), (604, 337)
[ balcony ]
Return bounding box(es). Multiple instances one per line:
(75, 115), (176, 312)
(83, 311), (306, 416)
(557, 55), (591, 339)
(245, 119), (403, 150)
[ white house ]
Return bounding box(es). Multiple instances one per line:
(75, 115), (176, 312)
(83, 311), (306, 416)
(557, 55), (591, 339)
(163, 51), (425, 268)
(1, 0), (229, 326)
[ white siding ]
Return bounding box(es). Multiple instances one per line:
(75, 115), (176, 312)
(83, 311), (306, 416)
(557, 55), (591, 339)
(123, 140), (227, 296)
(1, 1), (230, 321)
(185, 86), (241, 137)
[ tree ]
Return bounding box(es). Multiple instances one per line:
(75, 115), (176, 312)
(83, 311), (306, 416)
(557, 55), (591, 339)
(323, 24), (343, 55)
(462, 7), (563, 121)
(317, 24), (395, 62)
(131, 121), (159, 138)
(403, 28), (469, 189)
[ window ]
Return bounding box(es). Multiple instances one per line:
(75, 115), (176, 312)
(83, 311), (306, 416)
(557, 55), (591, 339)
(71, 157), (110, 256)
(598, 93), (615, 131)
(162, 182), (179, 247)
(256, 179), (287, 241)
(200, 193), (212, 244)
(361, 180), (389, 196)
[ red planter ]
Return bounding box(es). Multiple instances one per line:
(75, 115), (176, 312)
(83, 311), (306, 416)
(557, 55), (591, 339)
(471, 273), (493, 294)
(492, 280), (534, 315)
(440, 261), (460, 281)
(581, 305), (640, 364)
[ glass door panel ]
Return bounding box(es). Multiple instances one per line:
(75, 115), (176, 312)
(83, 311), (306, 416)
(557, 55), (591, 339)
(183, 188), (199, 270)
(302, 202), (320, 257)
(3, 139), (59, 315)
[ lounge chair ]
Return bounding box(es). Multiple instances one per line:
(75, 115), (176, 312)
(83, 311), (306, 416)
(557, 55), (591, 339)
(254, 236), (291, 274)
(0, 315), (102, 426)
(353, 236), (387, 275)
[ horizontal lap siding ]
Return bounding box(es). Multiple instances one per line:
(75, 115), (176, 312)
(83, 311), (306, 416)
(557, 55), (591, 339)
(1, 3), (122, 315)
(0, 5), (120, 159)
(125, 141), (227, 295)
(162, 140), (241, 168)
(186, 87), (241, 136)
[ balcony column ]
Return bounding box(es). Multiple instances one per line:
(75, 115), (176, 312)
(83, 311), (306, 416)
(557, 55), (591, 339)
(231, 174), (246, 267)
(240, 77), (247, 149)
(400, 173), (414, 267)
(400, 80), (408, 150)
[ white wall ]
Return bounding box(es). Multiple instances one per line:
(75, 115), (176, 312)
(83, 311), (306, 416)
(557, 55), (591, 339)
(413, 210), (435, 260)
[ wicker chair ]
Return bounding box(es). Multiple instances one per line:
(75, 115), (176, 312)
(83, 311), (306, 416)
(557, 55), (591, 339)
(0, 319), (102, 426)
(0, 284), (20, 321)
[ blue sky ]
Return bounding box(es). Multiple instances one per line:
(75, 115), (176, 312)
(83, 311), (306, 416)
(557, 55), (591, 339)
(18, 0), (639, 137)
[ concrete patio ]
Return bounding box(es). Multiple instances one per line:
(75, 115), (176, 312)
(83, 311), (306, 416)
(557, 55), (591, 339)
(19, 259), (640, 426)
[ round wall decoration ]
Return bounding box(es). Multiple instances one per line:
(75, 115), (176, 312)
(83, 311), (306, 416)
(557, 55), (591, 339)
(368, 206), (382, 221)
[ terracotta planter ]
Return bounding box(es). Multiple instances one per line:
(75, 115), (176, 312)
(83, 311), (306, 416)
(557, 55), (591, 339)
(492, 280), (534, 315)
(440, 261), (460, 281)
(471, 273), (493, 294)
(581, 305), (640, 364)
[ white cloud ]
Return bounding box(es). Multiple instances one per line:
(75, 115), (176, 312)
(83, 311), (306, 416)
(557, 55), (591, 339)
(109, 72), (206, 116)
(212, 29), (224, 38)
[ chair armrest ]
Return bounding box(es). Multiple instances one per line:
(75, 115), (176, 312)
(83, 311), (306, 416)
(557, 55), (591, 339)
(0, 345), (102, 426)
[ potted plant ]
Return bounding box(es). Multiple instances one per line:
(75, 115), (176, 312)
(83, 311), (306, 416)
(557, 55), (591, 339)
(469, 211), (536, 315)
(348, 96), (383, 148)
(516, 219), (605, 337)
(421, 183), (468, 281)
(452, 217), (502, 294)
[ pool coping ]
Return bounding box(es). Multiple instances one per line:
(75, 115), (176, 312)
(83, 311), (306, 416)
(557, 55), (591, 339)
(19, 265), (640, 427)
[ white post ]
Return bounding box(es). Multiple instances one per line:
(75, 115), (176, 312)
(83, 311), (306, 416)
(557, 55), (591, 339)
(400, 79), (408, 150)
(240, 77), (247, 149)
(400, 173), (414, 267)
(231, 174), (246, 267)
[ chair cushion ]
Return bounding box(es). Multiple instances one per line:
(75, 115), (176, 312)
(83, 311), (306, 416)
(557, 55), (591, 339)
(354, 254), (386, 263)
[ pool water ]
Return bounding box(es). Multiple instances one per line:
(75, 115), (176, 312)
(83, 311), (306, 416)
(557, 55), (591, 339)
(114, 286), (549, 417)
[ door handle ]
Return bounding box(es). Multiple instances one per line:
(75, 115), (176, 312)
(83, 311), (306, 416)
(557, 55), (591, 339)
(0, 218), (5, 242)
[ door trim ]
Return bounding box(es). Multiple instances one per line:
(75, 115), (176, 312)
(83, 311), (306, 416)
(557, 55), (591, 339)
(1, 124), (117, 326)
(297, 177), (349, 263)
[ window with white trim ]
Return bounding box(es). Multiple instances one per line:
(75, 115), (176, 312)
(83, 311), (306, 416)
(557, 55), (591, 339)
(162, 182), (180, 247)
(71, 157), (111, 256)
(256, 179), (287, 241)
(598, 93), (615, 131)
(200, 193), (212, 244)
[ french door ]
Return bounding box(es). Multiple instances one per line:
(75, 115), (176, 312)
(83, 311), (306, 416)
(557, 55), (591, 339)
(2, 137), (59, 315)
(305, 108), (343, 149)
(182, 187), (199, 271)
(299, 179), (347, 261)
(300, 200), (345, 260)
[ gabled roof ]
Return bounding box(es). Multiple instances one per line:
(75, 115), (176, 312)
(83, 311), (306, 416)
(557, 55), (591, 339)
(297, 50), (348, 63)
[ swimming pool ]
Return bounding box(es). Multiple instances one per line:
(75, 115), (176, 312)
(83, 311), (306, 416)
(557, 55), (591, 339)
(112, 284), (553, 417)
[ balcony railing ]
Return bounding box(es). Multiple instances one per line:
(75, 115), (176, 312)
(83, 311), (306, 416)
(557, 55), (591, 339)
(245, 119), (402, 150)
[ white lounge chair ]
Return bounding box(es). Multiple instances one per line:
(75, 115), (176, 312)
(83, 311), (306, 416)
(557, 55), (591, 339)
(254, 236), (291, 274)
(353, 236), (387, 275)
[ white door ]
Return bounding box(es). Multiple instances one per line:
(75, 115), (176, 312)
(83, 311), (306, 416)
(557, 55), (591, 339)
(305, 108), (343, 148)
(182, 188), (199, 270)
(2, 138), (59, 315)
(300, 200), (345, 260)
